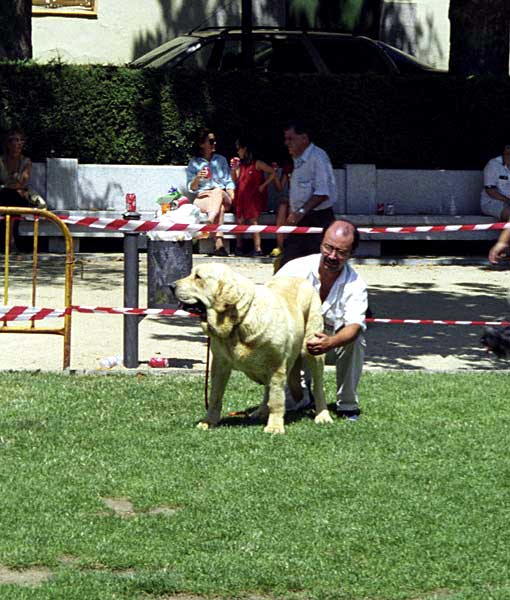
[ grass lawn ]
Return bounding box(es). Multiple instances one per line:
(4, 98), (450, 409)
(0, 371), (510, 599)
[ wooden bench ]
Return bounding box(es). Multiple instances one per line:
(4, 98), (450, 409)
(17, 210), (498, 256)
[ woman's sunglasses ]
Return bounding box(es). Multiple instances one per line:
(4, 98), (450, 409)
(208, 138), (217, 145)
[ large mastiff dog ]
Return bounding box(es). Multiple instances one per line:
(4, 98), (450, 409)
(174, 262), (332, 434)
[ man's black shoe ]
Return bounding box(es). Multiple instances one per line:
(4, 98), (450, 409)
(337, 409), (361, 422)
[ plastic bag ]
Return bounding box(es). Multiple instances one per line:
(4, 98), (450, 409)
(149, 203), (201, 242)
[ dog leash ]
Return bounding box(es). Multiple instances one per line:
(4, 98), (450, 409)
(204, 336), (210, 410)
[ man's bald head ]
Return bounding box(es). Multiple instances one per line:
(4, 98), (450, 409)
(319, 220), (359, 274)
(323, 220), (359, 254)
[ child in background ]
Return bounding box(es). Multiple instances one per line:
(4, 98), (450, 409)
(270, 159), (293, 259)
(231, 137), (277, 256)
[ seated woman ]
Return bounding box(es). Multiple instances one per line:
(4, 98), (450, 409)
(186, 128), (234, 257)
(0, 127), (45, 209)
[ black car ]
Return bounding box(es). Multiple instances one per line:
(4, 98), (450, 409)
(131, 27), (439, 75)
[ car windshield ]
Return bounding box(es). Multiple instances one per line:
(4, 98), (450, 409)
(376, 41), (437, 73)
(131, 36), (199, 67)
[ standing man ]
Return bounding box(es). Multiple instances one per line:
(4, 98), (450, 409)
(280, 120), (336, 268)
(277, 220), (368, 420)
(480, 144), (510, 222)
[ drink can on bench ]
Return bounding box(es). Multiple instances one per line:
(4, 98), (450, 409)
(126, 193), (137, 212)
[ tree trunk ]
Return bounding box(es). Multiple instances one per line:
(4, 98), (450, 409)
(449, 0), (510, 75)
(241, 0), (253, 68)
(0, 0), (32, 59)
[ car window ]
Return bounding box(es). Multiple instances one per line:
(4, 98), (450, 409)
(177, 42), (215, 69)
(269, 39), (317, 73)
(311, 38), (388, 74)
(131, 36), (197, 67)
(219, 39), (273, 70)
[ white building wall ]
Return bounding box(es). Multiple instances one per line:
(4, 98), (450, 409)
(381, 0), (450, 70)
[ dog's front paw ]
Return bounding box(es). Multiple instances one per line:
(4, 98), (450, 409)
(315, 409), (333, 425)
(197, 421), (217, 430)
(264, 415), (285, 434)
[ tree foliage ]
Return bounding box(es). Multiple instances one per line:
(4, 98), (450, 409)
(449, 0), (510, 75)
(0, 0), (32, 59)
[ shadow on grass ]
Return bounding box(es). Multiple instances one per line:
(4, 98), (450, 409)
(213, 403), (345, 429)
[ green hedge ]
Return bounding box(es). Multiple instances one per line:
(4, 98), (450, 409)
(1, 61), (510, 169)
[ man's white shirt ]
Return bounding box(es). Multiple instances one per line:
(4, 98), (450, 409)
(481, 155), (510, 201)
(276, 254), (367, 333)
(289, 143), (336, 213)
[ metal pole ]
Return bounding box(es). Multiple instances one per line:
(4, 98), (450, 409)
(123, 208), (141, 368)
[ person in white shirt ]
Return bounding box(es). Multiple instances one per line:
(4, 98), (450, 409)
(280, 120), (336, 268)
(480, 144), (510, 221)
(276, 220), (368, 420)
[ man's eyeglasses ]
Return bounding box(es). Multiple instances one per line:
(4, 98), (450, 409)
(321, 242), (351, 259)
(208, 139), (217, 145)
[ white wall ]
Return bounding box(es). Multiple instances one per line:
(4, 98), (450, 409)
(30, 159), (485, 217)
(381, 0), (450, 71)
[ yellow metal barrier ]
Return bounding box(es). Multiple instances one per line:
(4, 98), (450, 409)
(0, 207), (74, 369)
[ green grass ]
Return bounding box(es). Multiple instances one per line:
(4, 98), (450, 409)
(0, 371), (510, 599)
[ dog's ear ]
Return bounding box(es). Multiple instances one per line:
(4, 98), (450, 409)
(212, 279), (243, 313)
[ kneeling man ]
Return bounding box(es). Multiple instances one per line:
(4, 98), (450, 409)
(276, 219), (367, 420)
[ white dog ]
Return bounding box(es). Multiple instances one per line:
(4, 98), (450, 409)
(174, 263), (332, 434)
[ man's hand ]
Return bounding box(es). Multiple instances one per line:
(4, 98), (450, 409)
(306, 332), (332, 355)
(285, 211), (303, 226)
(489, 241), (509, 264)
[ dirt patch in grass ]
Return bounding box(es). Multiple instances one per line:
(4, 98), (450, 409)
(153, 594), (305, 600)
(408, 590), (456, 599)
(100, 497), (181, 518)
(101, 496), (136, 517)
(0, 565), (52, 587)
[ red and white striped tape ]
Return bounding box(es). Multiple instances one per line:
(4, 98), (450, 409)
(0, 305), (198, 321)
(358, 222), (510, 234)
(55, 214), (323, 235)
(1, 305), (508, 326)
(40, 215), (510, 234)
(366, 318), (510, 326)
(53, 215), (510, 235)
(7, 213), (510, 234)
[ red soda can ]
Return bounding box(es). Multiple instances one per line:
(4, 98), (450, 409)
(170, 196), (190, 210)
(149, 356), (170, 368)
(230, 157), (240, 169)
(203, 165), (211, 179)
(126, 193), (137, 212)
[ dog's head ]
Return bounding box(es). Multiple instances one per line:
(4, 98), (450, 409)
(174, 263), (255, 337)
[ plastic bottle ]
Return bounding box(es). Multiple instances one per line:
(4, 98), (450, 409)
(99, 355), (123, 369)
(149, 357), (170, 368)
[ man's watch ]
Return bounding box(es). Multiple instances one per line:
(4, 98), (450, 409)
(297, 207), (306, 215)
